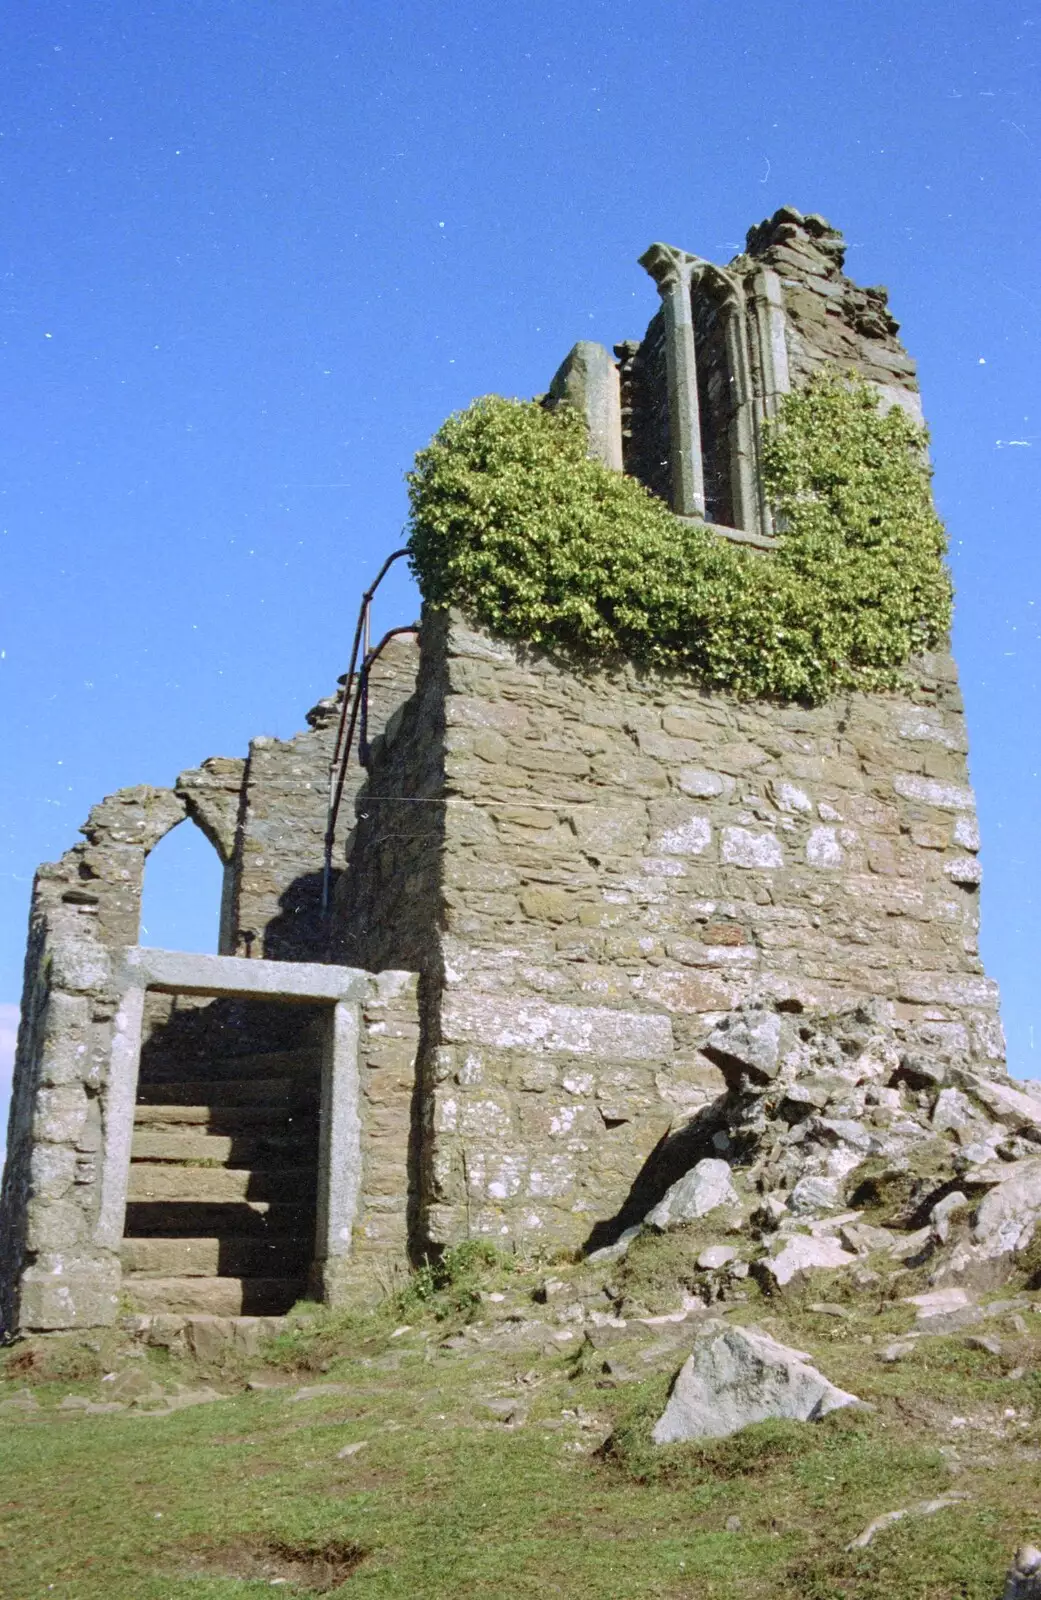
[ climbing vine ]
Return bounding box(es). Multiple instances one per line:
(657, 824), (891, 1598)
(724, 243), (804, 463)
(405, 372), (952, 704)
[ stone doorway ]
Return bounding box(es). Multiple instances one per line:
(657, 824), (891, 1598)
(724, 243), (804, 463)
(122, 995), (324, 1316)
(98, 950), (371, 1321)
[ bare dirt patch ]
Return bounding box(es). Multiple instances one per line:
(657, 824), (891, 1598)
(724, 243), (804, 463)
(180, 1535), (368, 1590)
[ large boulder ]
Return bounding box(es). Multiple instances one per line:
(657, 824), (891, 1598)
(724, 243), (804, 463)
(972, 1158), (1041, 1258)
(652, 1323), (860, 1443)
(645, 1159), (741, 1230)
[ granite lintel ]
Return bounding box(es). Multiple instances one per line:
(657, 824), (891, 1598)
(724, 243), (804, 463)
(119, 946), (371, 1003)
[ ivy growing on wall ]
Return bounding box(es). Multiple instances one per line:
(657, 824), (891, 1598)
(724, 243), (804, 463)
(406, 372), (952, 704)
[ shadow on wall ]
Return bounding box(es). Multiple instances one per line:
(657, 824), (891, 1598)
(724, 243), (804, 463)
(582, 1095), (732, 1255)
(262, 871), (335, 964)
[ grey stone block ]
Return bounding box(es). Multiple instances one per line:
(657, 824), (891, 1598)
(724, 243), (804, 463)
(547, 342), (623, 471)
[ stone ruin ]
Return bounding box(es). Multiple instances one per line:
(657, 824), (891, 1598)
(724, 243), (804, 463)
(4, 205), (1037, 1344)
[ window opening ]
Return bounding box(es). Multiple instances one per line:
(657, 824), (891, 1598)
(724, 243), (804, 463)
(139, 817), (226, 954)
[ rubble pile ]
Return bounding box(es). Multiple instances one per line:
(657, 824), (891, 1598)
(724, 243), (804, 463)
(619, 1000), (1041, 1298)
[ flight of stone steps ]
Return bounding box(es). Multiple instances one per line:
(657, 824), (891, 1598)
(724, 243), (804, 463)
(121, 1044), (321, 1317)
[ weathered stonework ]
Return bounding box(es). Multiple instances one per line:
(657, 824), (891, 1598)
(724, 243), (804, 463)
(0, 207), (1012, 1330)
(578, 207), (918, 542)
(0, 646), (422, 1335)
(334, 609), (1001, 1253)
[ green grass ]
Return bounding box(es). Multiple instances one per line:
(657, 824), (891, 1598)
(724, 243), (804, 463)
(2, 1255), (1040, 1598)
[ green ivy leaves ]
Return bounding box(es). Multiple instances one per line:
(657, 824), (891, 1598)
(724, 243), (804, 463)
(406, 373), (952, 705)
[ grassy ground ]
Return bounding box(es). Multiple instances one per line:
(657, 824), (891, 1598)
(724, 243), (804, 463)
(2, 1243), (1040, 1599)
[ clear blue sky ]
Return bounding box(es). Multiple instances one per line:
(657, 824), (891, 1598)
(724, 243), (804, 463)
(2, 1), (1040, 1137)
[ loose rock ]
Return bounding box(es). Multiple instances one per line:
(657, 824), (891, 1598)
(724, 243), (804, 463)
(1004, 1544), (1041, 1599)
(846, 1492), (969, 1550)
(645, 1159), (740, 1230)
(761, 1234), (857, 1290)
(652, 1323), (860, 1443)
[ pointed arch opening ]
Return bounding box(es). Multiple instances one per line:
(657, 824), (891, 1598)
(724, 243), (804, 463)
(139, 816), (227, 955)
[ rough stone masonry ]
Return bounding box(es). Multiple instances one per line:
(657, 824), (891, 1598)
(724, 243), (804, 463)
(0, 207), (1020, 1336)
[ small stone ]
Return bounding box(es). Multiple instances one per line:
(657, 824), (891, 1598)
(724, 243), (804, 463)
(944, 856), (982, 886)
(0, 1388), (39, 1414)
(806, 826), (843, 868)
(476, 1397), (527, 1425)
(762, 1233), (857, 1289)
(907, 1287), (971, 1320)
(788, 1175), (843, 1216)
(964, 1335), (1002, 1356)
(887, 1226), (933, 1262)
(697, 1245), (738, 1271)
(841, 1221), (895, 1255)
(585, 1225), (642, 1265)
(770, 781), (812, 814)
(931, 1190), (969, 1244)
(725, 1515), (743, 1532)
(337, 1440), (369, 1458)
(1002, 1544), (1041, 1599)
(970, 1158), (1041, 1260)
(721, 827), (784, 870)
(287, 1383), (353, 1403)
(878, 1340), (916, 1363)
(145, 1386), (224, 1414)
(108, 1367), (163, 1402)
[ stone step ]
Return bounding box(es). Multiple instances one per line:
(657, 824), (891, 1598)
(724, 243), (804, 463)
(138, 1048), (322, 1085)
(133, 1104), (317, 1133)
(136, 1077), (318, 1108)
(123, 1276), (307, 1317)
(122, 1312), (290, 1358)
(124, 1199), (313, 1237)
(121, 1235), (312, 1278)
(127, 1163), (317, 1203)
(130, 1129), (311, 1165)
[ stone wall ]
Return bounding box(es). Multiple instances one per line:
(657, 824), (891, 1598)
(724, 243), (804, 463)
(334, 609), (1003, 1256)
(744, 207), (920, 414)
(228, 633), (421, 962)
(0, 784), (188, 1332)
(1, 641), (423, 1333)
(617, 317), (671, 504)
(352, 970), (421, 1277)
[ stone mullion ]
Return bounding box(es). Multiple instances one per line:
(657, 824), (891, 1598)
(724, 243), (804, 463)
(719, 281), (759, 536)
(639, 242), (707, 519)
(749, 268), (791, 537)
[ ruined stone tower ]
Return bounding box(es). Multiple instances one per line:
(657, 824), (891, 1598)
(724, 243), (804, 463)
(0, 208), (1005, 1337)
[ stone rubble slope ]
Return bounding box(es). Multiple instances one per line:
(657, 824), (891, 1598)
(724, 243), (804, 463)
(614, 999), (1041, 1297)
